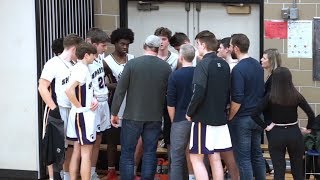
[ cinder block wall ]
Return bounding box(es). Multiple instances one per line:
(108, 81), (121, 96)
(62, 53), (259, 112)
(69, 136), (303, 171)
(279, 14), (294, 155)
(94, 0), (120, 54)
(95, 0), (320, 126)
(264, 0), (320, 127)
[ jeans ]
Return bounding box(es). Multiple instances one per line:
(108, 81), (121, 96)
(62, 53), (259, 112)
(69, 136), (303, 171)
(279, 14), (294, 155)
(267, 125), (304, 180)
(229, 116), (266, 180)
(169, 120), (192, 180)
(120, 119), (162, 180)
(163, 100), (171, 146)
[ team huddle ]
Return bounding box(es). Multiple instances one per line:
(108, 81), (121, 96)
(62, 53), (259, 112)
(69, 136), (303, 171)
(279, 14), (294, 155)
(39, 26), (316, 180)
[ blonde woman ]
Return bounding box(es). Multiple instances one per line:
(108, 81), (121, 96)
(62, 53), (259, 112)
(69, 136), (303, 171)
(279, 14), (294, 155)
(261, 48), (282, 95)
(260, 49), (282, 131)
(260, 48), (282, 173)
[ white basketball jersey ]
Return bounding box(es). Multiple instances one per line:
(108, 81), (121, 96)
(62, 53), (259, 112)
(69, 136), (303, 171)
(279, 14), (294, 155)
(104, 53), (134, 119)
(69, 62), (93, 111)
(97, 53), (105, 60)
(88, 58), (109, 97)
(165, 51), (178, 71)
(104, 53), (134, 82)
(40, 56), (72, 108)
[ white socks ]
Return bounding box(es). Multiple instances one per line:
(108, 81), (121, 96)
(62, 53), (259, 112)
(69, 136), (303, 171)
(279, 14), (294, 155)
(91, 167), (96, 176)
(189, 174), (196, 180)
(134, 166), (137, 175)
(64, 172), (70, 180)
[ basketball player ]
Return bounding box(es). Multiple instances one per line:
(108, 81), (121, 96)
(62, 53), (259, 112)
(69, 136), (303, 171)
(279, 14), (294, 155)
(154, 27), (179, 71)
(85, 27), (111, 180)
(103, 28), (134, 180)
(170, 32), (200, 66)
(65, 42), (98, 180)
(38, 34), (83, 180)
(186, 30), (232, 180)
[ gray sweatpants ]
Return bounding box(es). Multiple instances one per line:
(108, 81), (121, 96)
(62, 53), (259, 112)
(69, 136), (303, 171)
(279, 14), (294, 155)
(169, 120), (192, 180)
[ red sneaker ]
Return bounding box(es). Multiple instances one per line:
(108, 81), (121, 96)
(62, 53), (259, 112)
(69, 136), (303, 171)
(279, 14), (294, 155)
(106, 169), (118, 180)
(134, 175), (141, 180)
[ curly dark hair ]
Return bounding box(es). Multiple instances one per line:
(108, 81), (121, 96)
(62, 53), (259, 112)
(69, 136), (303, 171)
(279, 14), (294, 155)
(52, 38), (64, 56)
(110, 28), (134, 44)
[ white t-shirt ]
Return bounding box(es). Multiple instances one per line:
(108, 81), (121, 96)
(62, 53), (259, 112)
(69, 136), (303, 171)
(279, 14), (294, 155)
(228, 59), (239, 72)
(104, 53), (134, 118)
(88, 57), (109, 97)
(68, 62), (93, 111)
(192, 49), (199, 67)
(40, 56), (73, 108)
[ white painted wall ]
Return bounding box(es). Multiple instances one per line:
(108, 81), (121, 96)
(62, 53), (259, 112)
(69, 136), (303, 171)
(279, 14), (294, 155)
(0, 0), (39, 173)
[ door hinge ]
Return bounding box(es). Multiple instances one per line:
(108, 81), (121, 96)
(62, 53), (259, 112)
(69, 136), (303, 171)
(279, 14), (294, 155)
(185, 2), (190, 12)
(195, 2), (201, 12)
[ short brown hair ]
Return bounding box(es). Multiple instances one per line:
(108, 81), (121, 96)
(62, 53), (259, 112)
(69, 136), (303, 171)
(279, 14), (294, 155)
(63, 34), (84, 49)
(170, 32), (190, 47)
(154, 27), (172, 39)
(86, 27), (110, 44)
(230, 33), (250, 53)
(220, 37), (231, 49)
(75, 42), (97, 59)
(195, 30), (218, 51)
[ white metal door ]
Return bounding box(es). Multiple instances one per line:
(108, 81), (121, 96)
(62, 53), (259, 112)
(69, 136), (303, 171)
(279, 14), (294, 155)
(128, 1), (260, 59)
(128, 1), (192, 56)
(198, 3), (260, 60)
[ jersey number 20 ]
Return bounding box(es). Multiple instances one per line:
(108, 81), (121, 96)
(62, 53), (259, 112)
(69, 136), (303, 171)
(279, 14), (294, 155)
(98, 76), (105, 89)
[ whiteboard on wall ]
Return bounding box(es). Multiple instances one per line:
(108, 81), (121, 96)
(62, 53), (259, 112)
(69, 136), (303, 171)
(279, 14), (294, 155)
(287, 20), (312, 58)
